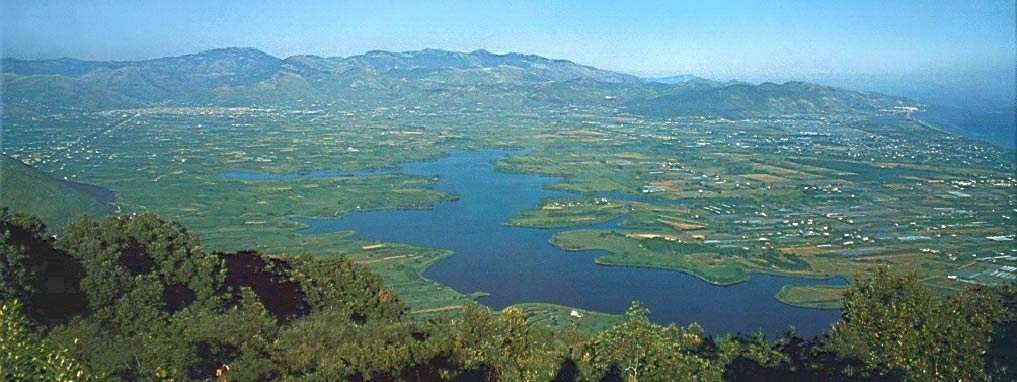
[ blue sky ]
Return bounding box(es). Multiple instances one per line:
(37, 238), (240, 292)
(2, 1), (1014, 83)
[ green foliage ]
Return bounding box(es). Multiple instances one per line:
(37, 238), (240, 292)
(288, 254), (405, 322)
(0, 208), (88, 324)
(0, 230), (32, 304)
(0, 300), (92, 381)
(0, 209), (46, 304)
(3, 209), (1013, 381)
(828, 267), (1009, 381)
(55, 212), (224, 328)
(271, 310), (447, 381)
(159, 288), (280, 381)
(986, 282), (1017, 379)
(586, 301), (729, 382)
(38, 212), (433, 380)
(737, 330), (792, 368)
(44, 291), (277, 381)
(448, 303), (566, 381)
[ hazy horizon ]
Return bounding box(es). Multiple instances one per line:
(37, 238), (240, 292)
(4, 1), (1014, 76)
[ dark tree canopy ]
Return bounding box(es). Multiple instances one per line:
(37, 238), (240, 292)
(1, 210), (1013, 381)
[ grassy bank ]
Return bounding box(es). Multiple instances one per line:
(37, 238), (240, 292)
(776, 284), (846, 309)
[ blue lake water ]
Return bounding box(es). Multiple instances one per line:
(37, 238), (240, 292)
(291, 149), (844, 338)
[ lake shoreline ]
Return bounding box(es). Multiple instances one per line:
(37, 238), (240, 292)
(289, 148), (845, 337)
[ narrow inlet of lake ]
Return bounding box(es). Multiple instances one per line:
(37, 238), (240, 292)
(294, 149), (844, 338)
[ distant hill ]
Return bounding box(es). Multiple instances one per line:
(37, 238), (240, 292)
(0, 155), (113, 230)
(2, 47), (903, 117)
(645, 74), (709, 84)
(629, 81), (903, 119)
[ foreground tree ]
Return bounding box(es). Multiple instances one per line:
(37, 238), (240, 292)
(0, 300), (91, 381)
(5, 209), (1014, 381)
(449, 303), (566, 381)
(827, 267), (1009, 381)
(0, 223), (33, 305)
(55, 213), (225, 329)
(585, 301), (733, 382)
(0, 208), (88, 324)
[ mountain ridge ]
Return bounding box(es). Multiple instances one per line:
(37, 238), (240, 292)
(2, 47), (905, 118)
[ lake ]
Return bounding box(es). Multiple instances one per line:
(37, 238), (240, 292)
(289, 149), (844, 338)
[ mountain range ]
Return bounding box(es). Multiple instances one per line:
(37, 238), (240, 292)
(2, 47), (904, 118)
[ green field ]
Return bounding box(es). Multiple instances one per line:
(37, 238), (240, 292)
(1, 155), (112, 230)
(776, 284), (847, 309)
(509, 302), (624, 333)
(553, 229), (754, 285)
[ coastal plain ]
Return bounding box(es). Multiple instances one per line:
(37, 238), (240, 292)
(4, 103), (1014, 321)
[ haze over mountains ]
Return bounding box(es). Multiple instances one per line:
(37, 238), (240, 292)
(2, 47), (905, 119)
